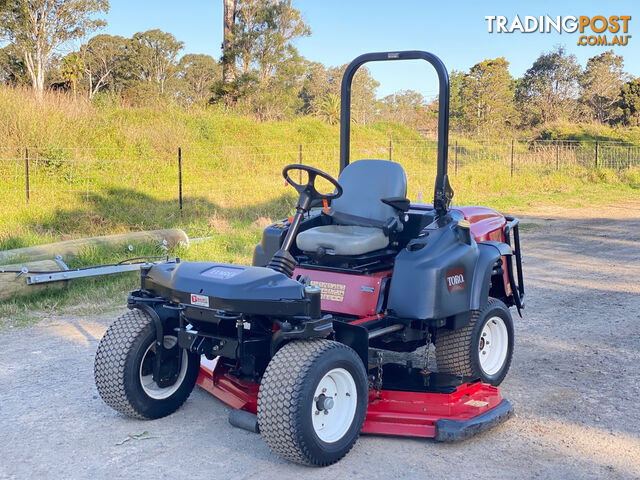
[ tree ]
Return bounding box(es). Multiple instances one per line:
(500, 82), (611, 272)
(81, 34), (130, 98)
(351, 68), (379, 125)
(460, 57), (518, 136)
(579, 50), (628, 124)
(617, 78), (640, 126)
(60, 52), (84, 96)
(516, 46), (581, 126)
(213, 0), (310, 115)
(130, 29), (183, 94)
(222, 0), (237, 86)
(317, 93), (340, 124)
(448, 70), (464, 132)
(0, 0), (109, 98)
(177, 54), (220, 103)
(0, 44), (28, 86)
(299, 60), (341, 115)
(378, 90), (427, 128)
(298, 61), (378, 124)
(250, 0), (310, 84)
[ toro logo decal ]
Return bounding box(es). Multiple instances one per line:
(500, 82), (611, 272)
(190, 293), (209, 307)
(446, 268), (466, 293)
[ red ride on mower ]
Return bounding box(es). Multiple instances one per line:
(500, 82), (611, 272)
(94, 51), (525, 466)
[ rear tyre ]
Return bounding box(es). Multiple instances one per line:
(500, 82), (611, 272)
(435, 298), (514, 386)
(94, 309), (200, 419)
(257, 340), (368, 466)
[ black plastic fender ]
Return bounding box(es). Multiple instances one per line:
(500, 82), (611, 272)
(470, 242), (508, 311)
(333, 321), (369, 368)
(479, 240), (513, 256)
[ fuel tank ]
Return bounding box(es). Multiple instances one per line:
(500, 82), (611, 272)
(387, 211), (478, 320)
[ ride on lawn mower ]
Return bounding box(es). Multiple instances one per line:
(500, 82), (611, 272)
(94, 51), (525, 466)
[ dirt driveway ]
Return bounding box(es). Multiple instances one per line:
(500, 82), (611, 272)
(1, 203), (639, 480)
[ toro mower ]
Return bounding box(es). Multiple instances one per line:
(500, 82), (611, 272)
(94, 51), (524, 466)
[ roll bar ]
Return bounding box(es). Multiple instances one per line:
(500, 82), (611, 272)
(339, 51), (454, 216)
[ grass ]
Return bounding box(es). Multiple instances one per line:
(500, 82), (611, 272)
(0, 87), (639, 326)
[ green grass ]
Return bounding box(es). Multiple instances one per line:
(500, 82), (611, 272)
(0, 87), (639, 326)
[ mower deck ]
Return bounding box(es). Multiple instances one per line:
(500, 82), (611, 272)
(197, 358), (513, 442)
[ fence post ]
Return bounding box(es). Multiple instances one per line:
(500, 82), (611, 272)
(298, 144), (302, 184)
(595, 141), (598, 168)
(555, 144), (559, 170)
(24, 147), (29, 203)
(510, 139), (514, 178)
(178, 147), (182, 211)
(627, 145), (631, 169)
(454, 140), (458, 175)
(389, 139), (392, 161)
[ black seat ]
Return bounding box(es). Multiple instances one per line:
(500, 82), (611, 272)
(296, 160), (407, 256)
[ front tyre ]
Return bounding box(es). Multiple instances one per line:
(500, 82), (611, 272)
(94, 309), (200, 419)
(435, 298), (514, 386)
(257, 340), (368, 466)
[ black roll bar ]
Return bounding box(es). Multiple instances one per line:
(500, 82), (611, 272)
(339, 51), (454, 215)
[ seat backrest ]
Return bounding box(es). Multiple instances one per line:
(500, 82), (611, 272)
(331, 159), (407, 223)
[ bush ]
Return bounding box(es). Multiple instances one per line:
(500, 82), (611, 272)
(621, 166), (640, 188)
(585, 168), (619, 184)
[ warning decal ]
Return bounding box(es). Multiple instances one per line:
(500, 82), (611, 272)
(310, 280), (346, 302)
(464, 399), (489, 408)
(190, 293), (209, 307)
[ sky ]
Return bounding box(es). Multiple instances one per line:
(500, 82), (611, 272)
(96, 0), (640, 100)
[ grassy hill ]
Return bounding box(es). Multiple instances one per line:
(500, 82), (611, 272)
(0, 87), (638, 321)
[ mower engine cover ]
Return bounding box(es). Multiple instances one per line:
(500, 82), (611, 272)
(142, 261), (305, 305)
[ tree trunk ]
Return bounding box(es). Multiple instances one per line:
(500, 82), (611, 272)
(0, 260), (67, 302)
(0, 229), (189, 264)
(24, 50), (45, 100)
(222, 0), (237, 86)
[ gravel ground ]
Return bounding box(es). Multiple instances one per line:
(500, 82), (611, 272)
(1, 204), (639, 480)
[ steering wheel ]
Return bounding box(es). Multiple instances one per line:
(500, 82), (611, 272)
(268, 165), (342, 276)
(282, 165), (343, 205)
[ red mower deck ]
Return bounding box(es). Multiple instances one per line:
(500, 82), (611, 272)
(197, 357), (513, 442)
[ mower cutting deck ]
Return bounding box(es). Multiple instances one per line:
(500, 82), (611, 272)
(197, 357), (513, 441)
(94, 50), (524, 467)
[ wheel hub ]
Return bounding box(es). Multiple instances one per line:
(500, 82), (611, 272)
(311, 368), (358, 443)
(478, 316), (509, 376)
(316, 394), (334, 411)
(140, 336), (189, 400)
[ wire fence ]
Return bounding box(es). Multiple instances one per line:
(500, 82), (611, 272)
(0, 139), (638, 211)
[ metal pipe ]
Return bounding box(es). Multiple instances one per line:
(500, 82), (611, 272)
(280, 210), (304, 252)
(178, 147), (183, 211)
(26, 262), (155, 285)
(24, 147), (29, 203)
(368, 324), (404, 339)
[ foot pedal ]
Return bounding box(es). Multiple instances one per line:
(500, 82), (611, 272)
(228, 409), (259, 433)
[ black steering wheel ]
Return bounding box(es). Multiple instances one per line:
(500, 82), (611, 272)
(282, 164), (343, 205)
(267, 165), (343, 275)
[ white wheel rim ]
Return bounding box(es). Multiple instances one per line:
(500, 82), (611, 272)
(479, 316), (509, 376)
(311, 368), (357, 443)
(139, 336), (188, 400)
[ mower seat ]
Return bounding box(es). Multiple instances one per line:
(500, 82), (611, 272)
(296, 159), (407, 256)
